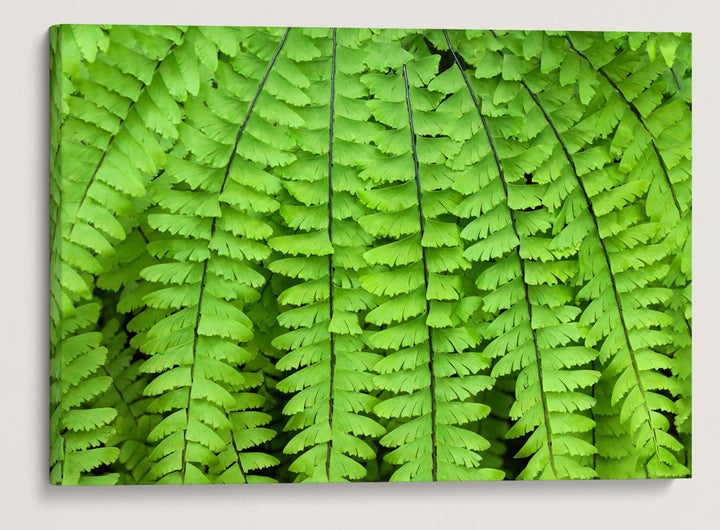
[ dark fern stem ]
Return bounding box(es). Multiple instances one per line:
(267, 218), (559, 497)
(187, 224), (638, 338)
(444, 29), (558, 478)
(180, 28), (290, 482)
(402, 63), (438, 482)
(565, 33), (683, 217)
(519, 73), (660, 477)
(69, 33), (186, 237)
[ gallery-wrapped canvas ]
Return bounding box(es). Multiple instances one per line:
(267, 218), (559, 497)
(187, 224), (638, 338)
(50, 25), (692, 485)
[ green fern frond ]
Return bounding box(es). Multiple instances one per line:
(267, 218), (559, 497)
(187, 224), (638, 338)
(51, 25), (120, 486)
(435, 29), (599, 480)
(268, 28), (385, 483)
(49, 297), (119, 485)
(93, 312), (157, 484)
(508, 32), (688, 478)
(128, 27), (292, 484)
(565, 33), (692, 448)
(357, 30), (503, 482)
(243, 276), (296, 479)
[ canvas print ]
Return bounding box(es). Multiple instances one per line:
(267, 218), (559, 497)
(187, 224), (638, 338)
(50, 25), (692, 485)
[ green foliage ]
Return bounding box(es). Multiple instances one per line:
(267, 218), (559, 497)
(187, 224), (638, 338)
(429, 30), (600, 480)
(355, 31), (503, 482)
(268, 28), (386, 482)
(51, 25), (120, 486)
(50, 25), (691, 484)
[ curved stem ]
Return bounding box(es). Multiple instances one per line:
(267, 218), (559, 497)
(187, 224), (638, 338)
(564, 33), (683, 216)
(229, 431), (249, 484)
(516, 65), (662, 471)
(670, 67), (682, 91)
(101, 364), (140, 428)
(179, 28), (290, 483)
(403, 63), (438, 481)
(68, 32), (186, 238)
(444, 30), (557, 478)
